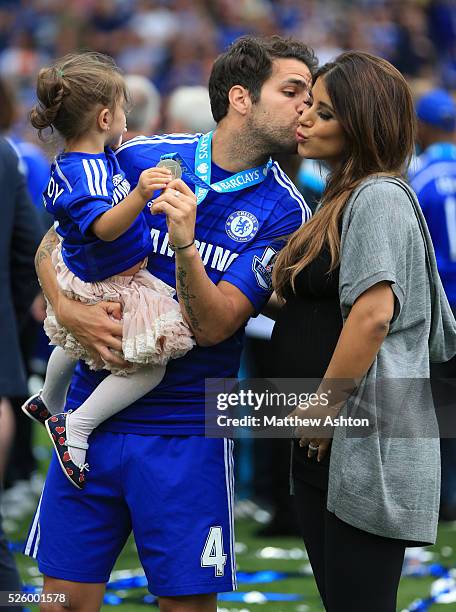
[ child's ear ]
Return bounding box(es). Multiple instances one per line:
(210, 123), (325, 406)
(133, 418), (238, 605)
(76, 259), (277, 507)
(97, 108), (111, 132)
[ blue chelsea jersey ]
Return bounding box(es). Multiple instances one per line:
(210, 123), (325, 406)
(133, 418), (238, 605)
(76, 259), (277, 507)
(410, 143), (456, 306)
(66, 134), (312, 434)
(43, 148), (151, 282)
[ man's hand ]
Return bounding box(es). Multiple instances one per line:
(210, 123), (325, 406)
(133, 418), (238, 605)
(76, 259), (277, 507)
(151, 179), (197, 247)
(150, 180), (254, 345)
(57, 294), (126, 367)
(35, 226), (127, 367)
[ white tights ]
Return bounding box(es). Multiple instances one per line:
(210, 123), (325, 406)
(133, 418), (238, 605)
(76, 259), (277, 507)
(41, 347), (165, 466)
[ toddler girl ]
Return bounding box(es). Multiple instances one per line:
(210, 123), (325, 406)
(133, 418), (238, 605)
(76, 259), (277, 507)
(22, 52), (194, 489)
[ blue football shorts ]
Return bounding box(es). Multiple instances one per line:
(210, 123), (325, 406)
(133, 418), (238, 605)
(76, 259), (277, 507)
(25, 432), (236, 596)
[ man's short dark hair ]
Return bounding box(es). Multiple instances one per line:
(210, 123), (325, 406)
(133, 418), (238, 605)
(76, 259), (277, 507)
(208, 35), (318, 123)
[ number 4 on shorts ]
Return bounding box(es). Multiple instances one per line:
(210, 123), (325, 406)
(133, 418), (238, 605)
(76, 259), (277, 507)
(201, 526), (227, 577)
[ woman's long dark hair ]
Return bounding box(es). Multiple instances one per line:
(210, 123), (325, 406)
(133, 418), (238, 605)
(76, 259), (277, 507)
(273, 51), (416, 298)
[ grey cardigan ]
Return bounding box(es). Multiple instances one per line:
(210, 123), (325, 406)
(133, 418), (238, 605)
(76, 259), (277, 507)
(326, 176), (456, 544)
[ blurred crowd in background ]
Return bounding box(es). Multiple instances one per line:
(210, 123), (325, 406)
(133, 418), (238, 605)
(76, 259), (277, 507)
(1, 0), (456, 538)
(0, 0), (454, 141)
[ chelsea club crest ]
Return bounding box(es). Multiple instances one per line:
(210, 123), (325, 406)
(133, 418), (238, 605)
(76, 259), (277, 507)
(225, 210), (259, 242)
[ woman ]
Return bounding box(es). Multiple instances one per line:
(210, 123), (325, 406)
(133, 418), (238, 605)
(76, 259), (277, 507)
(272, 51), (456, 611)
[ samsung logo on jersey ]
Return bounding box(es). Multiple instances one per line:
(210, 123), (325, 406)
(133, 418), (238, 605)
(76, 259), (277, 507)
(150, 229), (239, 272)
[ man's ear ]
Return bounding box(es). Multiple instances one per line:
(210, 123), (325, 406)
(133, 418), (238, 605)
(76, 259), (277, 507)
(227, 85), (252, 116)
(97, 108), (111, 132)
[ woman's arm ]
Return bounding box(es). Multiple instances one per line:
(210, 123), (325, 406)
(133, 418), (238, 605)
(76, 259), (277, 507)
(35, 227), (126, 366)
(295, 281), (395, 460)
(325, 280), (394, 381)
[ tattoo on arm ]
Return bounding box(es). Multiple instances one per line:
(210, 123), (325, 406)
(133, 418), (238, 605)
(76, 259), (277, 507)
(35, 229), (58, 272)
(176, 266), (202, 332)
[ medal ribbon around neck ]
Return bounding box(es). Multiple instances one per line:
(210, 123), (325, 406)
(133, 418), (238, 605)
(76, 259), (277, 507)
(159, 131), (273, 204)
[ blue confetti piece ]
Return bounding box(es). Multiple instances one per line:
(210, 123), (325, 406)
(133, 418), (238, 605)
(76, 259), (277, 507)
(407, 599), (432, 611)
(219, 591), (303, 602)
(103, 593), (123, 605)
(236, 570), (289, 583)
(106, 575), (148, 590)
(429, 564), (449, 578)
(8, 540), (26, 553)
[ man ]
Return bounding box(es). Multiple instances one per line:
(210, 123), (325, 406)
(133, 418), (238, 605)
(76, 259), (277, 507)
(0, 136), (43, 610)
(26, 35), (316, 612)
(410, 88), (456, 521)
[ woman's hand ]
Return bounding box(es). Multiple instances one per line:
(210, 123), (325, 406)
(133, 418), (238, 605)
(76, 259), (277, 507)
(298, 436), (332, 462)
(289, 406), (333, 462)
(262, 291), (283, 321)
(56, 294), (126, 368)
(288, 402), (336, 462)
(151, 179), (197, 248)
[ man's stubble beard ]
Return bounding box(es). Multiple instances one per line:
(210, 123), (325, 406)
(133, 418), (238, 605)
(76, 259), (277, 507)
(245, 113), (298, 157)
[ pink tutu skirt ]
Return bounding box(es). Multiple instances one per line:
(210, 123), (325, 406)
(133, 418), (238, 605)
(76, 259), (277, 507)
(44, 246), (195, 375)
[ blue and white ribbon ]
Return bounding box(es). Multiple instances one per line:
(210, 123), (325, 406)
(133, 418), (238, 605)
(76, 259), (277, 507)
(160, 131), (272, 204)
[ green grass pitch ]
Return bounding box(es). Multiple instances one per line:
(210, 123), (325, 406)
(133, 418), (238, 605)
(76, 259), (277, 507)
(9, 425), (456, 611)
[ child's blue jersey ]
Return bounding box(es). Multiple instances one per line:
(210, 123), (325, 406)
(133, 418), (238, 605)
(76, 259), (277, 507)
(410, 143), (456, 306)
(43, 148), (151, 282)
(66, 134), (311, 434)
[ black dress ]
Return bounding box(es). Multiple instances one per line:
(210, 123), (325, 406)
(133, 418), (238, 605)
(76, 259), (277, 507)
(271, 243), (343, 490)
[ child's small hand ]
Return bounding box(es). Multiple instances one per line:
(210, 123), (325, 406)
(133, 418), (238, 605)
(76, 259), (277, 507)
(136, 167), (173, 200)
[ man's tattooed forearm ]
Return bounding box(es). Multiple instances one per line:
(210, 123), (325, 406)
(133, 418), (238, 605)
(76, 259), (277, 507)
(35, 230), (58, 271)
(176, 266), (202, 332)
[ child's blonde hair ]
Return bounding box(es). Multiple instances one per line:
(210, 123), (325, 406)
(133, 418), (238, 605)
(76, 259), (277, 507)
(30, 51), (129, 141)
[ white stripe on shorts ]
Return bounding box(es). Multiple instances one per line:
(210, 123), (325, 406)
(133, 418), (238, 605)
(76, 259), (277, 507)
(24, 491), (43, 558)
(229, 439), (237, 588)
(224, 438), (237, 589)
